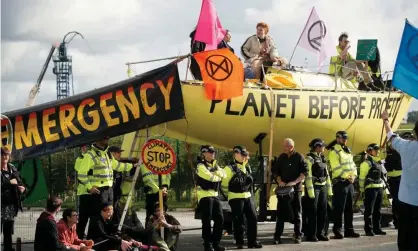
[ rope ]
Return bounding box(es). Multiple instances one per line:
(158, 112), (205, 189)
(126, 54), (190, 66)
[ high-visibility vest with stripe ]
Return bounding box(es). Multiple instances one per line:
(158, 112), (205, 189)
(196, 160), (225, 202)
(359, 156), (385, 192)
(75, 155), (91, 195)
(78, 145), (133, 191)
(304, 152), (333, 199)
(221, 162), (252, 201)
(140, 164), (171, 195)
(328, 144), (357, 180)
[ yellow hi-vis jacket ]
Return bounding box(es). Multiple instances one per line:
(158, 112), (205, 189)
(359, 156), (385, 192)
(221, 161), (252, 201)
(119, 170), (136, 204)
(78, 144), (134, 192)
(140, 164), (171, 195)
(75, 155), (90, 195)
(328, 144), (357, 180)
(329, 46), (355, 81)
(196, 160), (226, 202)
(304, 153), (333, 199)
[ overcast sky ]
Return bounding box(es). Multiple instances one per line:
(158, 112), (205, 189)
(1, 0), (417, 113)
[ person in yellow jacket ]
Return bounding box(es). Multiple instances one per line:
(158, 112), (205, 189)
(327, 131), (360, 239)
(221, 145), (262, 249)
(77, 136), (140, 217)
(74, 143), (92, 238)
(140, 161), (171, 227)
(328, 32), (379, 91)
(195, 145), (226, 251)
(304, 138), (333, 242)
(359, 143), (387, 236)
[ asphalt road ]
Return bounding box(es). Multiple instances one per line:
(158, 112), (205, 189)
(6, 210), (399, 251)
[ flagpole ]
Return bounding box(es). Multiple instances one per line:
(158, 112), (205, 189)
(288, 7), (315, 66)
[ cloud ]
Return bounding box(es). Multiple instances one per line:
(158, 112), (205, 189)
(1, 0), (417, 114)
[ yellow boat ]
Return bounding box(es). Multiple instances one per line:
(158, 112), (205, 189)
(121, 67), (413, 157)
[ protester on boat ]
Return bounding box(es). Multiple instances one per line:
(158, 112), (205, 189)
(87, 203), (145, 251)
(217, 29), (234, 53)
(303, 139), (332, 242)
(34, 196), (75, 251)
(221, 145), (263, 249)
(146, 202), (182, 251)
(241, 22), (287, 80)
(382, 111), (418, 251)
(196, 145), (226, 251)
(1, 146), (26, 251)
(329, 32), (380, 91)
(57, 208), (95, 251)
(189, 29), (205, 80)
(359, 143), (387, 237)
(271, 138), (307, 244)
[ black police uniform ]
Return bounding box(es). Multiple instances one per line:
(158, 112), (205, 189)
(385, 144), (402, 228)
(303, 139), (332, 241)
(196, 145), (225, 251)
(225, 146), (262, 249)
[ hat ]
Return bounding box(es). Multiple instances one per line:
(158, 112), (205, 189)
(367, 143), (380, 151)
(108, 146), (124, 153)
(101, 202), (113, 211)
(309, 138), (327, 148)
(401, 132), (415, 139)
(233, 145), (249, 156)
(1, 146), (11, 155)
(200, 145), (215, 154)
(336, 131), (348, 139)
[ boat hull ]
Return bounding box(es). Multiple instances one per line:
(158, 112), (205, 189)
(121, 83), (412, 157)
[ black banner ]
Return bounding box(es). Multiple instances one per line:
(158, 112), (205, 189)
(1, 63), (185, 160)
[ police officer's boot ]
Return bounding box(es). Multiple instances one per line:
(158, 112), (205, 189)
(204, 243), (214, 251)
(248, 241), (263, 249)
(213, 243), (226, 251)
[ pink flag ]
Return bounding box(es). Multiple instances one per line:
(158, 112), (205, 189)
(297, 7), (333, 68)
(194, 0), (226, 51)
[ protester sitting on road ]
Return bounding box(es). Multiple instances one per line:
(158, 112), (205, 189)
(87, 203), (145, 251)
(146, 202), (182, 251)
(1, 146), (26, 251)
(34, 196), (77, 251)
(57, 208), (94, 251)
(241, 22), (287, 80)
(382, 110), (418, 251)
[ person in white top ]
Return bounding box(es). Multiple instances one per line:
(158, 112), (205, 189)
(381, 110), (418, 251)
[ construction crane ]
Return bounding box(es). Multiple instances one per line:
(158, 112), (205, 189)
(53, 31), (84, 100)
(26, 45), (57, 107)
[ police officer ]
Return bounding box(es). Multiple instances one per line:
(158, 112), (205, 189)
(78, 136), (140, 216)
(141, 159), (171, 226)
(221, 146), (262, 249)
(74, 143), (92, 238)
(304, 139), (333, 242)
(328, 131), (360, 239)
(196, 145), (226, 251)
(359, 143), (387, 236)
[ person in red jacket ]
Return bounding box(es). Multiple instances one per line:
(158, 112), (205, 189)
(57, 208), (94, 251)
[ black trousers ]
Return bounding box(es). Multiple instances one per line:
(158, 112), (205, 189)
(332, 181), (354, 233)
(229, 198), (258, 245)
(387, 176), (401, 227)
(1, 219), (14, 251)
(199, 197), (224, 246)
(305, 185), (328, 237)
(363, 188), (383, 233)
(77, 194), (96, 239)
(275, 191), (302, 238)
(397, 201), (418, 251)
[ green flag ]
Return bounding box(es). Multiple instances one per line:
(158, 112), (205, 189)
(12, 158), (48, 204)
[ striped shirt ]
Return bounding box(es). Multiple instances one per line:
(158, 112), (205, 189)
(391, 136), (418, 206)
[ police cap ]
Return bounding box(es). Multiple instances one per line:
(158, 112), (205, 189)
(233, 145), (249, 156)
(200, 145), (215, 154)
(367, 143), (380, 151)
(336, 131), (348, 139)
(309, 138), (327, 148)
